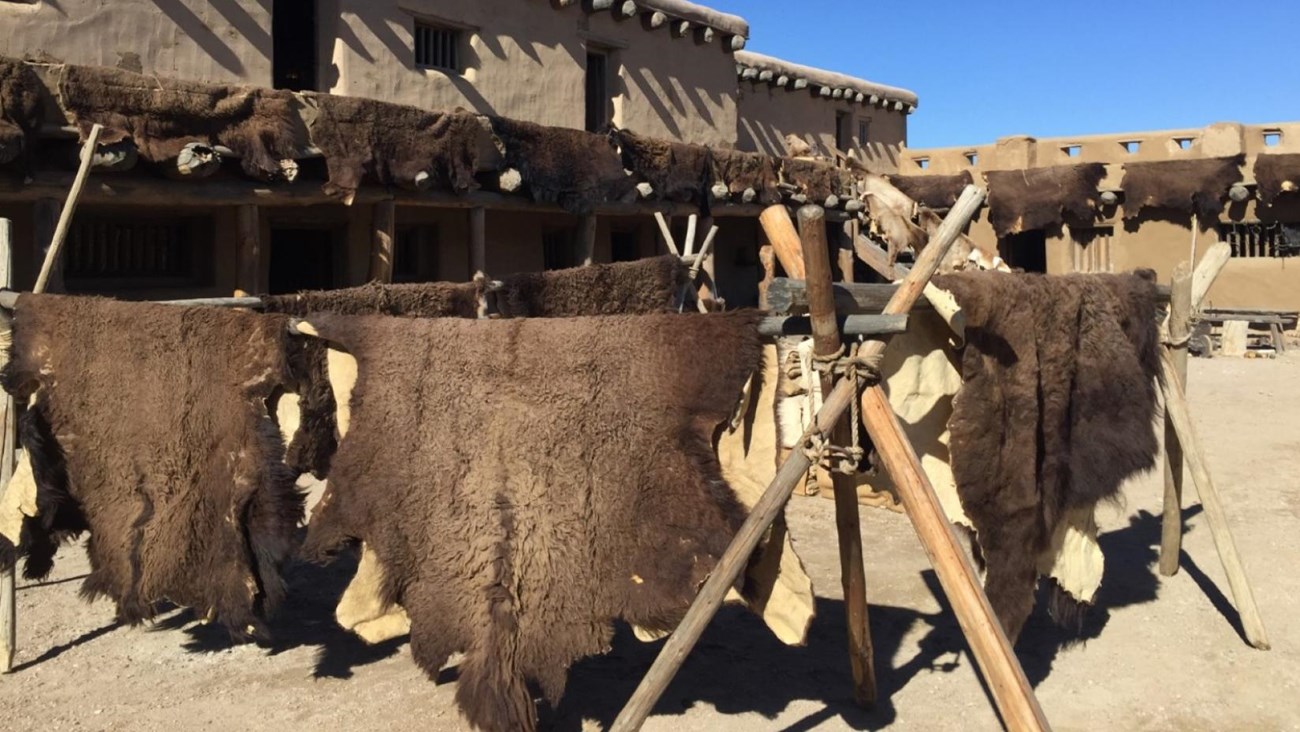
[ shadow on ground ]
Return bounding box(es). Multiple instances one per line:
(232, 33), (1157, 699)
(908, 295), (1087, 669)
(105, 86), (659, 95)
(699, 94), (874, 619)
(54, 504), (1238, 728)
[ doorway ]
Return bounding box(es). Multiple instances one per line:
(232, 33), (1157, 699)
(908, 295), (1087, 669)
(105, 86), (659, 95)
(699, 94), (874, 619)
(998, 230), (1047, 273)
(273, 0), (317, 91)
(268, 227), (339, 294)
(585, 50), (611, 133)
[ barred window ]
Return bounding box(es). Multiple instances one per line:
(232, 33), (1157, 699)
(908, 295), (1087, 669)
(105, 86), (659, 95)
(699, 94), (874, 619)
(64, 217), (212, 289)
(1070, 226), (1114, 273)
(414, 21), (461, 72)
(1219, 222), (1300, 258)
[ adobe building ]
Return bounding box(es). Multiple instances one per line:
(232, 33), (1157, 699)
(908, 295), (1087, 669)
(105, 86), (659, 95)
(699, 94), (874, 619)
(0, 0), (916, 306)
(896, 122), (1300, 312)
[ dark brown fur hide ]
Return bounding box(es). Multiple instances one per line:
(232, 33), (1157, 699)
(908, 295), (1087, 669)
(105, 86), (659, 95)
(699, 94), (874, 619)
(986, 163), (1107, 237)
(613, 128), (713, 205)
(1252, 154), (1300, 206)
(492, 255), (687, 317)
(263, 257), (687, 477)
(888, 171), (974, 211)
(0, 57), (43, 168)
(711, 147), (782, 204)
(262, 280), (484, 477)
(58, 64), (301, 181)
(490, 117), (635, 214)
(1121, 156), (1245, 220)
(780, 158), (851, 201)
(308, 95), (482, 199)
(0, 295), (303, 636)
(933, 271), (1162, 641)
(299, 311), (763, 732)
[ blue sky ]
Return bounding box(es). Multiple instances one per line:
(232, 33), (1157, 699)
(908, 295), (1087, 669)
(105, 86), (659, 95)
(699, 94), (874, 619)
(708, 0), (1300, 148)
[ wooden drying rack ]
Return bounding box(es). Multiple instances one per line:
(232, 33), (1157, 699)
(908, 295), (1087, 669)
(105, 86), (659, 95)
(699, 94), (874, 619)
(0, 129), (1269, 732)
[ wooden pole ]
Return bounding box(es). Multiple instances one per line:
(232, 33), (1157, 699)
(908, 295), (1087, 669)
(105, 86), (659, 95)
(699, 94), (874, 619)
(34, 124), (102, 293)
(235, 205), (261, 295)
(860, 388), (1049, 731)
(758, 204), (806, 279)
(1159, 349), (1270, 650)
(1190, 242), (1231, 310)
(579, 214), (598, 267)
(610, 187), (1018, 732)
(469, 207), (487, 276)
(0, 218), (15, 673)
(368, 200), (396, 283)
(797, 204), (876, 708)
(1159, 263), (1192, 577)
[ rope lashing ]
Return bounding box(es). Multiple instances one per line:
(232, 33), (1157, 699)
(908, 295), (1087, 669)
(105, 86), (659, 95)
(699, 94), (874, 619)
(804, 341), (884, 475)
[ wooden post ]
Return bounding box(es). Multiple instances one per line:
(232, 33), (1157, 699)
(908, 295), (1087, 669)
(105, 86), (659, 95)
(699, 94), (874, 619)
(578, 214), (598, 267)
(0, 218), (15, 673)
(1159, 263), (1192, 576)
(797, 205), (876, 707)
(469, 207), (487, 276)
(758, 245), (776, 309)
(609, 187), (1045, 732)
(235, 205), (261, 295)
(758, 204), (806, 279)
(860, 388), (1049, 731)
(1159, 350), (1270, 650)
(368, 200), (396, 283)
(837, 222), (857, 284)
(34, 124), (102, 294)
(1191, 242), (1231, 309)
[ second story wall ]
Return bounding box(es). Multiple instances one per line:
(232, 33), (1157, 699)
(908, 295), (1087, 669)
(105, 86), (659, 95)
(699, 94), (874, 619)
(326, 0), (745, 145)
(0, 0), (272, 86)
(734, 51), (915, 171)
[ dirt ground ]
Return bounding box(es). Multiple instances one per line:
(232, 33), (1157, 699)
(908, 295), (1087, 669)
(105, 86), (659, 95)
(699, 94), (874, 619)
(1, 353), (1297, 732)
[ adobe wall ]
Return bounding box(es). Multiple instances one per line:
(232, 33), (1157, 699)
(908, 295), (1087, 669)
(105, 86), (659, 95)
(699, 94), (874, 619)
(736, 80), (907, 166)
(0, 0), (272, 86)
(905, 123), (1300, 312)
(329, 0), (740, 144)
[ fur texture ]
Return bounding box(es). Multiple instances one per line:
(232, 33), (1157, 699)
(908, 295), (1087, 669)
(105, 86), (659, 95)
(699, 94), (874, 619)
(57, 63), (301, 181)
(780, 157), (851, 201)
(986, 163), (1107, 237)
(263, 258), (687, 477)
(613, 128), (713, 205)
(934, 271), (1162, 641)
(299, 311), (764, 732)
(489, 117), (635, 214)
(308, 95), (482, 199)
(491, 255), (687, 317)
(1252, 153), (1300, 206)
(888, 171), (975, 211)
(1120, 156), (1245, 220)
(711, 147), (782, 203)
(0, 56), (43, 169)
(0, 295), (303, 636)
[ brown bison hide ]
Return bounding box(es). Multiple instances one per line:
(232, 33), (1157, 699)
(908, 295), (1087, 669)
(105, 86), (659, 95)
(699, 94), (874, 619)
(308, 95), (482, 199)
(299, 312), (763, 732)
(933, 271), (1161, 641)
(263, 257), (687, 477)
(888, 171), (975, 211)
(262, 280), (484, 477)
(490, 117), (635, 214)
(613, 128), (713, 205)
(492, 255), (687, 317)
(58, 63), (300, 181)
(1121, 156), (1244, 220)
(711, 147), (782, 204)
(1252, 153), (1300, 206)
(986, 163), (1107, 237)
(781, 157), (850, 201)
(0, 295), (303, 637)
(0, 57), (43, 168)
